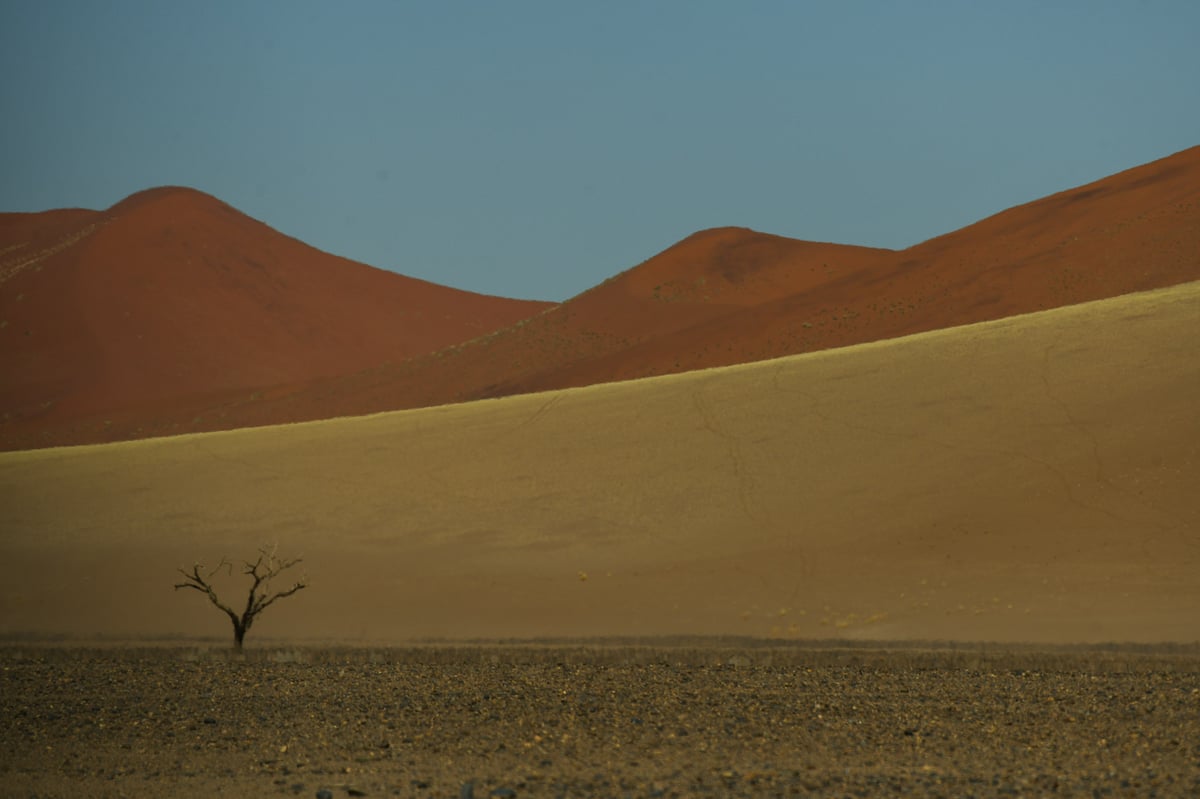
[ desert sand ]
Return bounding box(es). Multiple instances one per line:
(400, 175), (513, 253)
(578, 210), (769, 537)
(3, 146), (1199, 451)
(0, 186), (551, 450)
(208, 144), (1200, 435)
(1, 280), (1196, 646)
(5, 136), (1197, 799)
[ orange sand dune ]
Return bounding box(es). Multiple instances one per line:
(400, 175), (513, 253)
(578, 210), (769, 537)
(0, 207), (100, 284)
(3, 146), (1198, 450)
(567, 143), (1200, 386)
(0, 188), (551, 449)
(199, 144), (1200, 431)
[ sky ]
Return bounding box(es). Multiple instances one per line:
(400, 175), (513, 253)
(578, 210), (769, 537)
(2, 1), (1199, 302)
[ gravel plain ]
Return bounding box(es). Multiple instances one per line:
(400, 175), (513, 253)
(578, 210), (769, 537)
(3, 642), (1199, 798)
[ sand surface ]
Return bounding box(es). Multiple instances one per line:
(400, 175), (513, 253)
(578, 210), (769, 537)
(191, 144), (1200, 435)
(3, 147), (1198, 451)
(0, 187), (551, 450)
(1, 281), (1196, 645)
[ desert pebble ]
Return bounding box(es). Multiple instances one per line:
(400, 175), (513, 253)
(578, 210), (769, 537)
(2, 646), (1198, 797)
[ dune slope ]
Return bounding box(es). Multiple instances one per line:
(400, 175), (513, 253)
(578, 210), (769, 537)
(189, 145), (1200, 431)
(0, 187), (551, 449)
(3, 147), (1197, 450)
(1, 281), (1196, 644)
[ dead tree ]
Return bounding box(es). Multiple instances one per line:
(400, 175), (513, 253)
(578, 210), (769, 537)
(175, 545), (307, 651)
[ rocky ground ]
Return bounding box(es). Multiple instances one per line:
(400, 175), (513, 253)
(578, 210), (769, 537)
(2, 642), (1199, 798)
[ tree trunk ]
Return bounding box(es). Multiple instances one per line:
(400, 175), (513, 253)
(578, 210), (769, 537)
(232, 620), (247, 652)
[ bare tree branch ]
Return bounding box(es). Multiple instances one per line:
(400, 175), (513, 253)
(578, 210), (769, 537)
(174, 546), (308, 650)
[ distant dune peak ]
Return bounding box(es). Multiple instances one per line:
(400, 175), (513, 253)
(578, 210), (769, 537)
(102, 185), (226, 216)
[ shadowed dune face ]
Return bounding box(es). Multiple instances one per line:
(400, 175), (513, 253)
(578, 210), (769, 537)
(1, 282), (1196, 645)
(102, 145), (1200, 441)
(0, 187), (552, 448)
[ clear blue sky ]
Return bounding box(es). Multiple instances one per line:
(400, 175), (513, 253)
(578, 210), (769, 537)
(3, 1), (1198, 301)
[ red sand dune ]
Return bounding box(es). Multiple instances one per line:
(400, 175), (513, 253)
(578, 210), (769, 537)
(198, 144), (1200, 432)
(0, 187), (551, 449)
(3, 145), (1199, 449)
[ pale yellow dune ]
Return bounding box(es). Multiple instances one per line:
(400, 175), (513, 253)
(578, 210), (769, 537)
(1, 282), (1198, 644)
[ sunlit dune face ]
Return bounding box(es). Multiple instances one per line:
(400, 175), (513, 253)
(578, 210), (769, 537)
(1, 281), (1196, 645)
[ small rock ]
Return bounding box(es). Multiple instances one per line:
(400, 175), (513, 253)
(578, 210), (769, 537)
(347, 789), (367, 797)
(316, 790), (333, 799)
(491, 789), (517, 798)
(460, 783), (475, 799)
